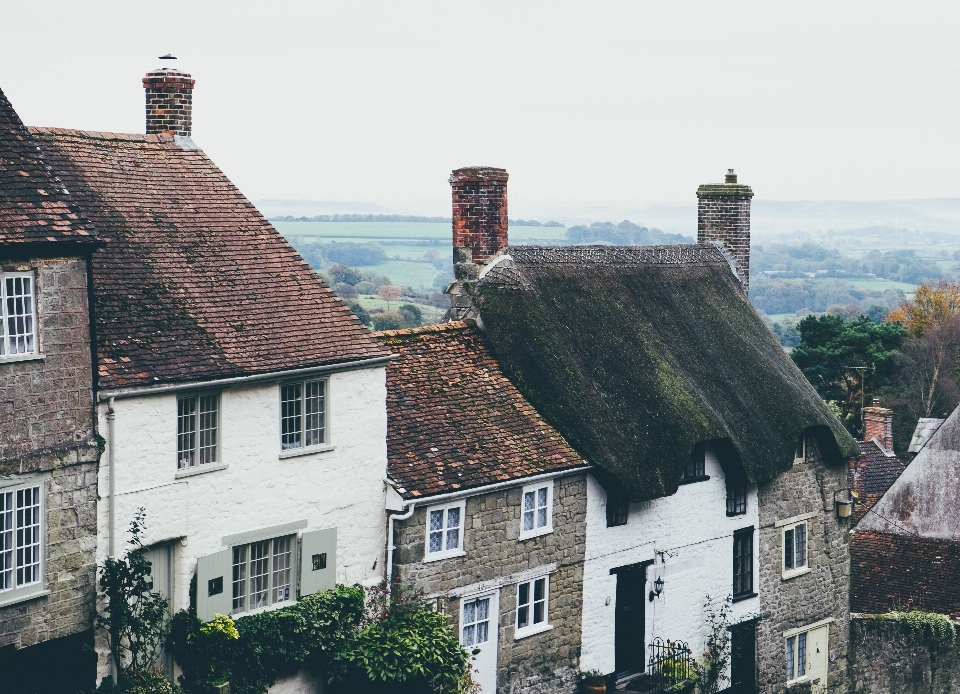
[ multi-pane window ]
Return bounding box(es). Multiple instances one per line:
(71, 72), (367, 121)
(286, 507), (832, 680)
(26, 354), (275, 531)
(520, 482), (553, 538)
(0, 485), (42, 593)
(177, 394), (219, 469)
(783, 521), (808, 575)
(281, 379), (326, 450)
(516, 576), (549, 637)
(425, 502), (464, 559)
(461, 596), (491, 648)
(0, 273), (37, 357)
(786, 632), (807, 681)
(726, 483), (746, 515)
(733, 527), (754, 598)
(606, 492), (628, 527)
(683, 446), (706, 480)
(231, 535), (294, 614)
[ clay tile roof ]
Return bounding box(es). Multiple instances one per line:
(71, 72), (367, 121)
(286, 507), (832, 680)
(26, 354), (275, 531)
(850, 440), (906, 525)
(851, 531), (960, 617)
(29, 127), (388, 388)
(380, 322), (586, 498)
(0, 90), (97, 246)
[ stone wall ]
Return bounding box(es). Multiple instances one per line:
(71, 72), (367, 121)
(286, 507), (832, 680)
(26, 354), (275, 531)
(756, 433), (851, 694)
(849, 616), (960, 693)
(393, 472), (587, 694)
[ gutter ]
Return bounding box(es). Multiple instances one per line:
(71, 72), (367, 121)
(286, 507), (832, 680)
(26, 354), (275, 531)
(385, 502), (416, 589)
(97, 354), (397, 401)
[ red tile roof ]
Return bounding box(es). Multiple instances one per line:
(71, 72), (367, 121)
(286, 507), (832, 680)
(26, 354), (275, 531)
(851, 531), (960, 617)
(380, 322), (585, 498)
(850, 440), (906, 525)
(0, 91), (96, 246)
(29, 128), (388, 388)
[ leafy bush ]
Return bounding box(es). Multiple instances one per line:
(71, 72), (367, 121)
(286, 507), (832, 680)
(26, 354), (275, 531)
(373, 311), (406, 331)
(887, 609), (956, 646)
(345, 300), (372, 327)
(398, 304), (422, 327)
(328, 264), (362, 286)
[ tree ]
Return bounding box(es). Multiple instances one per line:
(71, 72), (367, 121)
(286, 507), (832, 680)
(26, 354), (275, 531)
(398, 303), (422, 328)
(887, 280), (960, 336)
(377, 285), (401, 310)
(791, 314), (906, 436)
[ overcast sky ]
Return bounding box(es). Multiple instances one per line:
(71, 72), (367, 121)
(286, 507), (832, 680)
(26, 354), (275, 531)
(1, 1), (959, 216)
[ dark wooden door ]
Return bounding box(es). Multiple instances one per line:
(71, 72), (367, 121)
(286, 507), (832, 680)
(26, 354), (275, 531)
(615, 565), (647, 675)
(730, 621), (757, 694)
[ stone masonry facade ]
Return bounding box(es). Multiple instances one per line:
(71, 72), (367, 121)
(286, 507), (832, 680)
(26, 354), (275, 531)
(756, 433), (851, 694)
(0, 256), (99, 649)
(696, 181), (753, 291)
(393, 473), (587, 694)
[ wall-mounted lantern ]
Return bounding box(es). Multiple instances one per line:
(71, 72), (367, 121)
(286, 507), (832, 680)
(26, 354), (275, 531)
(648, 576), (664, 602)
(835, 489), (854, 518)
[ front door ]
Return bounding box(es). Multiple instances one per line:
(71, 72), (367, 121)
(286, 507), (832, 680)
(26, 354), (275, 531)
(615, 564), (647, 675)
(461, 592), (499, 693)
(729, 621), (756, 693)
(144, 543), (175, 678)
(805, 625), (830, 691)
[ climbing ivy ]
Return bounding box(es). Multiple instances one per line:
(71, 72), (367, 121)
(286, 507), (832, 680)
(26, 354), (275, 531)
(886, 609), (956, 646)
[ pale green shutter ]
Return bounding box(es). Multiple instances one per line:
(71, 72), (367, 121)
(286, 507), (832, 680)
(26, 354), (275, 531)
(299, 528), (337, 597)
(196, 548), (232, 622)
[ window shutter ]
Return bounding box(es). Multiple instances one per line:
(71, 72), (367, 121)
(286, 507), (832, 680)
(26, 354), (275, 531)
(196, 548), (232, 622)
(300, 528), (337, 597)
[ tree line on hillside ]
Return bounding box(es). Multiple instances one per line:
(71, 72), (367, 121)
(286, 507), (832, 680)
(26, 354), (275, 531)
(791, 281), (960, 452)
(272, 214), (564, 226)
(324, 263), (448, 331)
(566, 220), (692, 246)
(755, 242), (946, 283)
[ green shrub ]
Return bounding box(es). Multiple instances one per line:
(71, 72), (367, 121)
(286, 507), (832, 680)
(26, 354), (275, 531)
(887, 609), (956, 646)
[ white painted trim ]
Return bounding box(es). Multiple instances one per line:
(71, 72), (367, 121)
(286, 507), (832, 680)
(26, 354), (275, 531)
(423, 500), (466, 561)
(0, 353), (44, 364)
(0, 588), (50, 608)
(784, 617), (835, 638)
(514, 574), (551, 639)
(278, 444), (336, 459)
(444, 563), (559, 599)
(423, 549), (466, 564)
(398, 466), (591, 506)
(781, 566), (812, 581)
(222, 519), (308, 547)
(515, 623), (554, 640)
(175, 462), (228, 479)
(519, 480), (554, 540)
(775, 511), (818, 528)
(0, 470), (49, 489)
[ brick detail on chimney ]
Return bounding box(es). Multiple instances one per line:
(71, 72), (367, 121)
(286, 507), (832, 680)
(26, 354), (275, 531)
(696, 180), (753, 291)
(143, 69), (195, 136)
(863, 399), (894, 452)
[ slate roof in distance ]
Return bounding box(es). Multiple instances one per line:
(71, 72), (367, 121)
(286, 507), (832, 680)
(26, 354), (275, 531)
(908, 417), (945, 454)
(380, 322), (586, 499)
(30, 128), (389, 388)
(0, 90), (96, 247)
(477, 244), (860, 501)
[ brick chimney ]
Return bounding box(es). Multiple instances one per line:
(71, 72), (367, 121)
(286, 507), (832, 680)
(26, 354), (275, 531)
(143, 57), (195, 136)
(863, 397), (895, 452)
(697, 169), (754, 291)
(444, 166), (509, 321)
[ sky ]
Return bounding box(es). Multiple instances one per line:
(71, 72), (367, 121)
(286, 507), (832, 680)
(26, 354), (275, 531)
(2, 1), (960, 217)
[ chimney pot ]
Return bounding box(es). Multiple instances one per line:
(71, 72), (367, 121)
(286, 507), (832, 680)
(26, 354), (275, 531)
(143, 61), (195, 137)
(725, 169), (737, 183)
(696, 170), (754, 291)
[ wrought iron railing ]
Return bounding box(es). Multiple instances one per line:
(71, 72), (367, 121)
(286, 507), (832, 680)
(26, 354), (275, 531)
(647, 638), (695, 692)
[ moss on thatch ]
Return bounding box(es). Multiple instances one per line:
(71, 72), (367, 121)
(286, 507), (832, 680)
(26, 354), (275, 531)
(477, 245), (858, 501)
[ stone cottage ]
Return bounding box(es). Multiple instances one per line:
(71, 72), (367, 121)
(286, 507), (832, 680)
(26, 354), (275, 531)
(381, 322), (589, 694)
(0, 88), (102, 692)
(23, 60), (395, 686)
(445, 167), (859, 693)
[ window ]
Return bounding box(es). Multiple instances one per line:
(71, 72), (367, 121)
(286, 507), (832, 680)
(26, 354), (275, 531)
(231, 535), (294, 614)
(733, 527), (754, 599)
(680, 445), (708, 483)
(424, 502), (465, 560)
(0, 272), (37, 358)
(519, 481), (553, 539)
(281, 379), (327, 450)
(795, 434), (805, 460)
(516, 576), (550, 638)
(177, 393), (219, 469)
(0, 483), (42, 597)
(461, 595), (491, 648)
(606, 491), (628, 527)
(786, 632), (806, 681)
(783, 521), (808, 576)
(726, 483), (746, 516)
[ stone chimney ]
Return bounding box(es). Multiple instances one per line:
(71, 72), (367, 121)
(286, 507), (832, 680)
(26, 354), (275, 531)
(863, 397), (895, 452)
(143, 56), (195, 136)
(697, 169), (754, 291)
(444, 166), (509, 321)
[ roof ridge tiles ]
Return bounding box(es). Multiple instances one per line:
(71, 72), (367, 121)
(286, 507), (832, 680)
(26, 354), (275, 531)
(376, 321), (469, 338)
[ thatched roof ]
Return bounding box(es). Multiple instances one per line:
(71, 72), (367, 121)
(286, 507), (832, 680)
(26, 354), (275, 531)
(476, 244), (859, 501)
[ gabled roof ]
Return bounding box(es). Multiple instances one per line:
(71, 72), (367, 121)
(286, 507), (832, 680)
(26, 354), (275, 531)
(851, 531), (960, 617)
(851, 439), (905, 525)
(0, 90), (96, 247)
(380, 322), (585, 499)
(30, 128), (388, 389)
(858, 403), (960, 539)
(476, 244), (859, 501)
(908, 417), (945, 454)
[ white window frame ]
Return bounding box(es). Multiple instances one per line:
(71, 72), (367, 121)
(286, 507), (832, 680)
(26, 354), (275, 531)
(784, 619), (832, 685)
(279, 377), (330, 455)
(782, 519), (810, 579)
(519, 480), (553, 540)
(0, 271), (39, 360)
(230, 534), (296, 616)
(176, 391), (221, 470)
(515, 574), (552, 639)
(423, 501), (466, 562)
(0, 480), (46, 606)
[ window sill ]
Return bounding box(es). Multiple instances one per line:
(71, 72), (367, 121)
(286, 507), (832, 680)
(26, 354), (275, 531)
(423, 549), (466, 564)
(725, 511), (747, 517)
(732, 592), (758, 603)
(0, 588), (50, 608)
(0, 353), (44, 365)
(176, 462), (228, 479)
(279, 443), (336, 459)
(782, 567), (811, 581)
(231, 598), (297, 620)
(678, 475), (710, 486)
(514, 623), (553, 641)
(519, 525), (553, 542)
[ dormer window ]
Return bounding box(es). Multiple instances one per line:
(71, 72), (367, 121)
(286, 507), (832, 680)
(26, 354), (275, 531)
(1, 272), (37, 358)
(726, 483), (746, 516)
(795, 434), (805, 460)
(680, 445), (709, 484)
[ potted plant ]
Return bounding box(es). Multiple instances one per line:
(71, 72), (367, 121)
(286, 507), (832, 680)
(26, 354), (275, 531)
(578, 669), (608, 694)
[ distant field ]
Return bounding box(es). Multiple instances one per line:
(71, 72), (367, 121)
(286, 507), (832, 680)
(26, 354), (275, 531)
(845, 278), (917, 295)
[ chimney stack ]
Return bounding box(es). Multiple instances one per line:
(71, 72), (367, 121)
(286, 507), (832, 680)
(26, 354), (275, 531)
(143, 55), (195, 137)
(863, 398), (895, 452)
(444, 166), (509, 321)
(697, 169), (754, 291)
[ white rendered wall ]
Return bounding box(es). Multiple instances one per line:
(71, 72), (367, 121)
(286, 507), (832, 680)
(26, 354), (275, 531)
(580, 447), (760, 678)
(94, 366), (388, 682)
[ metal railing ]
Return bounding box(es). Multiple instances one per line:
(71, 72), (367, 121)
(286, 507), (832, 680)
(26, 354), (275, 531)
(647, 638), (695, 692)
